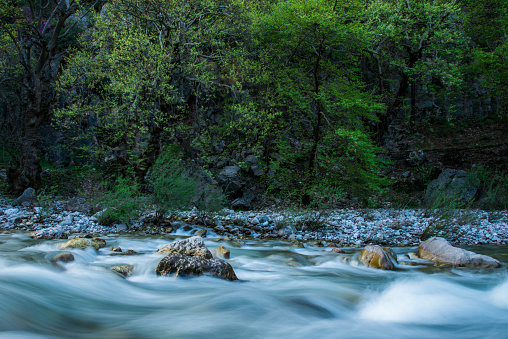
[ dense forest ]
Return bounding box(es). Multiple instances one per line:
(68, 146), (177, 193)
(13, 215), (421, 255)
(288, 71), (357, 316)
(1, 0), (507, 213)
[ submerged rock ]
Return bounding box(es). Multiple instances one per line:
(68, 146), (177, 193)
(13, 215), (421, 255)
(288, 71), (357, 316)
(111, 265), (134, 278)
(418, 237), (501, 268)
(156, 253), (237, 281)
(195, 229), (207, 238)
(51, 253), (74, 263)
(60, 237), (106, 251)
(359, 245), (398, 270)
(331, 248), (345, 254)
(157, 236), (212, 259)
(211, 246), (230, 259)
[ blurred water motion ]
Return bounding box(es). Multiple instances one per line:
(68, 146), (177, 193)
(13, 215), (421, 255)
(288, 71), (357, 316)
(0, 232), (507, 339)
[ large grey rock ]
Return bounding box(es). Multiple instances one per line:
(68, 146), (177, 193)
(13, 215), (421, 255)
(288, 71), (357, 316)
(157, 236), (212, 259)
(11, 188), (36, 206)
(215, 166), (245, 196)
(418, 237), (501, 268)
(29, 227), (67, 240)
(424, 169), (479, 207)
(231, 189), (255, 210)
(359, 245), (398, 270)
(156, 253), (237, 280)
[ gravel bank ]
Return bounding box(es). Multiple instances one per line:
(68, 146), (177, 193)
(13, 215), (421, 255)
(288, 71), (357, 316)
(1, 197), (507, 246)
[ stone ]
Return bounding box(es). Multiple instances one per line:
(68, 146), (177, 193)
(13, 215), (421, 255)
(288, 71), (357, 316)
(418, 237), (501, 268)
(331, 248), (345, 254)
(111, 246), (122, 252)
(195, 229), (207, 238)
(156, 253), (238, 281)
(157, 236), (213, 259)
(60, 215), (74, 226)
(112, 250), (138, 256)
(29, 227), (68, 240)
(424, 169), (480, 207)
(231, 189), (256, 210)
(215, 166), (246, 196)
(111, 265), (134, 278)
(359, 245), (398, 270)
(210, 246), (230, 259)
(51, 253), (75, 263)
(4, 208), (19, 216)
(11, 188), (36, 206)
(60, 237), (106, 251)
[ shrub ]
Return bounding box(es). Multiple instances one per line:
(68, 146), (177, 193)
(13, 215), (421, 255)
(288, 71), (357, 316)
(95, 177), (142, 226)
(148, 146), (225, 219)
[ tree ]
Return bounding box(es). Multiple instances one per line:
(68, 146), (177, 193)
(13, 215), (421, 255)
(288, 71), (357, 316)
(221, 0), (385, 204)
(0, 0), (98, 193)
(57, 0), (246, 181)
(367, 0), (467, 137)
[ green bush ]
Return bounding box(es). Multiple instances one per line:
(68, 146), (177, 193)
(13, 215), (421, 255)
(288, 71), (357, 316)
(95, 177), (142, 226)
(149, 146), (197, 218)
(473, 166), (508, 210)
(149, 146), (227, 219)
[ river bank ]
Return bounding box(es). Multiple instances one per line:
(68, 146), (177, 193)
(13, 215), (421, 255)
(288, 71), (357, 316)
(1, 196), (507, 246)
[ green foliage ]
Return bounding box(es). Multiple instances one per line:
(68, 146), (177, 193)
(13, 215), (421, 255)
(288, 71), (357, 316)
(149, 146), (198, 217)
(472, 166), (508, 210)
(95, 177), (143, 226)
(149, 146), (225, 218)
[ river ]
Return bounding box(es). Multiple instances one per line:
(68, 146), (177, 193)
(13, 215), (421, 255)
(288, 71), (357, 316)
(0, 232), (507, 339)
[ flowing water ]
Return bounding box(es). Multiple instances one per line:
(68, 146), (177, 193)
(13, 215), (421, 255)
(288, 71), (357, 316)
(0, 232), (507, 339)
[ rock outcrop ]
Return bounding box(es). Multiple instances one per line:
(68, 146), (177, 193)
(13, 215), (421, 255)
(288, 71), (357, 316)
(11, 188), (36, 206)
(156, 236), (237, 280)
(424, 169), (479, 207)
(418, 237), (501, 268)
(359, 245), (398, 270)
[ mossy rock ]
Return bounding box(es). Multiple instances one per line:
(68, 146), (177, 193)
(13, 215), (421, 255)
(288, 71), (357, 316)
(60, 238), (107, 251)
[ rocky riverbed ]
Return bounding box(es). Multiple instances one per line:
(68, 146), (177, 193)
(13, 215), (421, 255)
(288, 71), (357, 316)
(1, 196), (507, 246)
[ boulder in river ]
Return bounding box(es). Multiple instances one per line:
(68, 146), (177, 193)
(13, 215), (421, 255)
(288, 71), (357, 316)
(111, 265), (134, 278)
(211, 246), (230, 259)
(157, 236), (212, 259)
(418, 237), (501, 268)
(359, 245), (398, 270)
(156, 253), (237, 280)
(51, 253), (74, 263)
(60, 237), (106, 251)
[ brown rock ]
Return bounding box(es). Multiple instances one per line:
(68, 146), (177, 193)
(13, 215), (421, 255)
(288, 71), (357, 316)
(51, 253), (75, 263)
(111, 246), (122, 252)
(331, 248), (345, 254)
(418, 237), (501, 268)
(111, 265), (134, 278)
(211, 246), (230, 259)
(156, 253), (238, 281)
(195, 229), (207, 238)
(359, 245), (398, 270)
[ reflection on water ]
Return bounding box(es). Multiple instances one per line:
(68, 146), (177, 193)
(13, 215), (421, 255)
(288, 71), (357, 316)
(0, 232), (507, 339)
